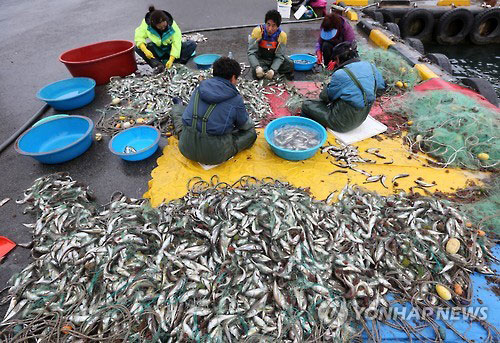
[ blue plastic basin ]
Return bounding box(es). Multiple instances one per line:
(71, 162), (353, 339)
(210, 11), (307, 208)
(16, 115), (94, 164)
(109, 126), (160, 161)
(36, 77), (96, 110)
(32, 114), (69, 127)
(193, 54), (221, 70)
(264, 116), (327, 161)
(289, 54), (317, 71)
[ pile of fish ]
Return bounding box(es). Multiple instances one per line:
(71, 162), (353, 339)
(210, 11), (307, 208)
(1, 173), (496, 342)
(293, 60), (313, 65)
(182, 33), (208, 43)
(273, 125), (320, 150)
(96, 66), (300, 135)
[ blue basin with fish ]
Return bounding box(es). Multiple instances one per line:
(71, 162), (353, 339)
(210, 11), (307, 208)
(290, 54), (317, 71)
(264, 116), (327, 161)
(109, 126), (160, 161)
(193, 54), (221, 70)
(15, 115), (94, 164)
(36, 77), (96, 110)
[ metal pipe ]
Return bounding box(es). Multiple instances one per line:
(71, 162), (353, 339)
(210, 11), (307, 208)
(182, 17), (323, 34)
(0, 104), (50, 154)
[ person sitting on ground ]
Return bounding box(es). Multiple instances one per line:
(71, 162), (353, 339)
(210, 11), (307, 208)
(302, 41), (385, 133)
(316, 13), (356, 70)
(134, 6), (196, 73)
(171, 57), (257, 165)
(248, 10), (294, 80)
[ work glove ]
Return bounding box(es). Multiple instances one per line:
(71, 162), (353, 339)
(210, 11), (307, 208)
(139, 43), (154, 59)
(255, 66), (265, 79)
(264, 69), (275, 80)
(316, 50), (323, 64)
(327, 60), (336, 71)
(165, 56), (175, 69)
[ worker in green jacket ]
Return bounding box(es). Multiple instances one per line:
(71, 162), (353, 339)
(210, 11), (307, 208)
(248, 10), (294, 80)
(134, 6), (196, 73)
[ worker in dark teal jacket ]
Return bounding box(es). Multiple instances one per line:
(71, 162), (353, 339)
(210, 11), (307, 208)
(171, 57), (257, 165)
(302, 41), (385, 132)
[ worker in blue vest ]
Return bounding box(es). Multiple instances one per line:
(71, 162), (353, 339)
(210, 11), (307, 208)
(248, 10), (294, 80)
(171, 57), (257, 165)
(301, 41), (385, 132)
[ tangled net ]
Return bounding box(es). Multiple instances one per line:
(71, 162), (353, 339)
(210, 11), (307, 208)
(385, 90), (500, 171)
(0, 173), (497, 342)
(460, 175), (500, 236)
(358, 43), (419, 96)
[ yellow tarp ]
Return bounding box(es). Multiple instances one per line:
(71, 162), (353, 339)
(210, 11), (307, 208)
(144, 130), (484, 207)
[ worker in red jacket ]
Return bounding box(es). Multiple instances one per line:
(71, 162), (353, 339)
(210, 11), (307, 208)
(316, 13), (356, 70)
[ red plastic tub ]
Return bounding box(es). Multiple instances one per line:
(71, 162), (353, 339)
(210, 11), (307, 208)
(59, 40), (137, 85)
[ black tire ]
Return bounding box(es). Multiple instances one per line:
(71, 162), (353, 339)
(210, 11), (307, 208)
(435, 8), (474, 45)
(378, 9), (395, 23)
(405, 38), (425, 54)
(469, 8), (500, 45)
(425, 53), (453, 74)
(461, 77), (499, 107)
(398, 9), (434, 42)
(386, 22), (401, 37)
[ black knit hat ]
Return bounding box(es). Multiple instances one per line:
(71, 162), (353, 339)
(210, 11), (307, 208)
(332, 41), (359, 62)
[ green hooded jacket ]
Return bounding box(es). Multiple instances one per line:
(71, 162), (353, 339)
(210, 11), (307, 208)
(134, 10), (182, 59)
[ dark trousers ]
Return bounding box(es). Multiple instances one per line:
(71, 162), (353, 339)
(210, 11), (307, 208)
(171, 104), (257, 165)
(321, 40), (336, 66)
(134, 40), (197, 68)
(301, 89), (371, 133)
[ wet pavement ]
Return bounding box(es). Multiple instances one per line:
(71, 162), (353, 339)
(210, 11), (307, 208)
(0, 0), (335, 297)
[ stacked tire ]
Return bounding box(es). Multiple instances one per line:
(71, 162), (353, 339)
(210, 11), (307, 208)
(435, 8), (474, 45)
(469, 8), (500, 45)
(367, 7), (500, 45)
(398, 9), (435, 43)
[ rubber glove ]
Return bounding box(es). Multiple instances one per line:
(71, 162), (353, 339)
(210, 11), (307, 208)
(255, 66), (265, 79)
(316, 50), (323, 64)
(165, 56), (175, 69)
(264, 69), (275, 80)
(327, 60), (337, 71)
(139, 43), (154, 59)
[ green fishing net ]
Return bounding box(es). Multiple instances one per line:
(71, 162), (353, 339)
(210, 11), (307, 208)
(461, 176), (500, 235)
(358, 43), (419, 95)
(386, 90), (500, 171)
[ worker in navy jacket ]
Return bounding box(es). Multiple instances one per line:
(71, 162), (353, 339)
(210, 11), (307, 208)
(171, 57), (257, 165)
(302, 41), (385, 132)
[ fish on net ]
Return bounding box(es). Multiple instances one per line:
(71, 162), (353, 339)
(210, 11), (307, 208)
(96, 66), (303, 137)
(385, 90), (500, 171)
(0, 173), (497, 342)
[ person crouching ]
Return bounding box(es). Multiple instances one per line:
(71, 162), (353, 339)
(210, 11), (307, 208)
(248, 10), (294, 80)
(302, 42), (385, 133)
(171, 57), (257, 165)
